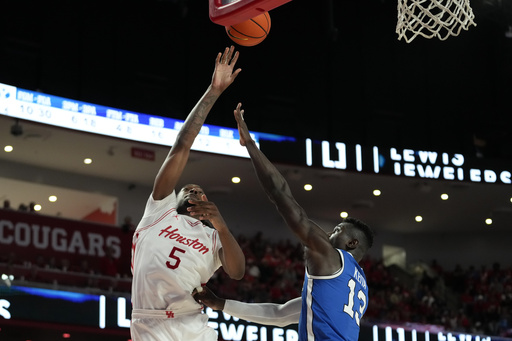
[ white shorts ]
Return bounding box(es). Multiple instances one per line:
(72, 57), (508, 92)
(131, 313), (217, 341)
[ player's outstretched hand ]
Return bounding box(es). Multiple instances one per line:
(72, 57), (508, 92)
(211, 46), (242, 93)
(234, 103), (252, 147)
(193, 286), (226, 311)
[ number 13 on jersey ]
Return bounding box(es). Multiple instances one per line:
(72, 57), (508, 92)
(343, 278), (367, 326)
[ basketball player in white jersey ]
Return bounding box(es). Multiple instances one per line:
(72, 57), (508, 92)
(130, 46), (246, 341)
(194, 103), (374, 341)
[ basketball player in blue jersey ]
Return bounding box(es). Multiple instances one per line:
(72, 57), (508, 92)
(195, 102), (374, 341)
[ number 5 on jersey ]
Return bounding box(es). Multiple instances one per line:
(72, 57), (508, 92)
(166, 247), (186, 269)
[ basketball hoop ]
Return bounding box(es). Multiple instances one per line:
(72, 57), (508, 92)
(209, 0), (292, 26)
(396, 0), (477, 43)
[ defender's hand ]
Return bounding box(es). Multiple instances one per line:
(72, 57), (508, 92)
(234, 103), (252, 146)
(193, 286), (226, 311)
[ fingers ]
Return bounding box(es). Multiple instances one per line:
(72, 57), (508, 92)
(187, 199), (217, 218)
(231, 67), (242, 80)
(188, 199), (212, 206)
(187, 209), (212, 218)
(234, 102), (243, 118)
(220, 46), (238, 65)
(234, 104), (246, 126)
(235, 110), (245, 122)
(234, 103), (251, 147)
(225, 46), (235, 64)
(221, 46), (230, 64)
(230, 50), (239, 66)
(192, 287), (204, 304)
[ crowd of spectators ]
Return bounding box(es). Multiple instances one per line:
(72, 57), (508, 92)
(0, 247), (130, 293)
(3, 199), (38, 213)
(1, 227), (511, 338)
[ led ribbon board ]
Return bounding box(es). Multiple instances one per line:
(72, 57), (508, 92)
(0, 82), (293, 158)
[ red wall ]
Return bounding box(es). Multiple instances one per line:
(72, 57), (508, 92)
(0, 209), (132, 276)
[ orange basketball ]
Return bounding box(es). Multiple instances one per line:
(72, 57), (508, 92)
(225, 12), (271, 47)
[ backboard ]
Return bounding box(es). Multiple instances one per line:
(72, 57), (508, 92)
(209, 0), (292, 26)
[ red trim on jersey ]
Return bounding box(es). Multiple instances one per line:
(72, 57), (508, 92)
(212, 230), (218, 255)
(138, 208), (177, 232)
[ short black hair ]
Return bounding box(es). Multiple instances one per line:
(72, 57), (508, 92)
(343, 217), (374, 249)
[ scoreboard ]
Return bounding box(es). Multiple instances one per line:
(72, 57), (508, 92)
(0, 82), (295, 159)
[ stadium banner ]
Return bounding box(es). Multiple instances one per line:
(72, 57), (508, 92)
(0, 209), (132, 276)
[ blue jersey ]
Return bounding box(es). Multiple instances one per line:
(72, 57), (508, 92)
(299, 249), (369, 341)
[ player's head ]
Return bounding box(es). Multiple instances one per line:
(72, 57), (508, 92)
(328, 217), (374, 262)
(176, 184), (206, 215)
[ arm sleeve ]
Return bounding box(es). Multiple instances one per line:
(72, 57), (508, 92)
(223, 297), (301, 327)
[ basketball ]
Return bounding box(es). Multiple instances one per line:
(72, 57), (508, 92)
(225, 12), (271, 47)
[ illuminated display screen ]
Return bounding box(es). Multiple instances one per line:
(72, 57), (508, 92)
(360, 324), (512, 341)
(0, 285), (130, 329)
(1, 81), (510, 186)
(302, 139), (512, 185)
(1, 286), (510, 341)
(0, 82), (294, 159)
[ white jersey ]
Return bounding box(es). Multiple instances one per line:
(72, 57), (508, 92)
(131, 191), (223, 313)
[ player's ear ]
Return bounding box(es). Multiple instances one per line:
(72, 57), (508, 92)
(347, 239), (359, 250)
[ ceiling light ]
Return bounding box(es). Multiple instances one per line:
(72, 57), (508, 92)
(415, 215), (423, 222)
(49, 195), (57, 202)
(440, 193), (449, 200)
(1, 273), (12, 287)
(304, 184), (313, 191)
(231, 177), (241, 184)
(4, 145), (13, 152)
(485, 218), (492, 225)
(84, 158), (92, 164)
(373, 189), (381, 196)
(340, 211), (348, 218)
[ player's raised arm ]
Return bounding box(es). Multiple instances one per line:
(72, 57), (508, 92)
(234, 103), (340, 275)
(152, 47), (242, 200)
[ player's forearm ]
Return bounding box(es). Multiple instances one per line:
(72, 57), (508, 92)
(244, 140), (289, 203)
(224, 298), (301, 327)
(218, 228), (245, 280)
(176, 86), (221, 146)
(245, 140), (310, 242)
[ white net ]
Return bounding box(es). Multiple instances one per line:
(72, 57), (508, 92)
(396, 0), (477, 43)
